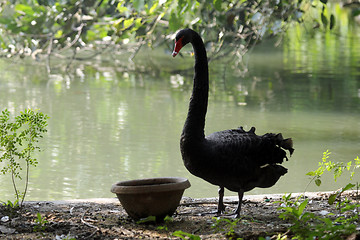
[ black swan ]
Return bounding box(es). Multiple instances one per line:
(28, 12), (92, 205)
(172, 28), (294, 217)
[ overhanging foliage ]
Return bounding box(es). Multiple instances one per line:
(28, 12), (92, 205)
(0, 0), (337, 66)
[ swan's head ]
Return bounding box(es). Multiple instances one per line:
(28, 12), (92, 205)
(172, 28), (193, 57)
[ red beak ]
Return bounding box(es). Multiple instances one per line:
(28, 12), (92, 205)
(172, 37), (184, 57)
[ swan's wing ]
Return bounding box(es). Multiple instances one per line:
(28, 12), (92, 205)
(205, 126), (294, 167)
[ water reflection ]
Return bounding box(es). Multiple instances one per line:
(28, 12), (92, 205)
(0, 32), (359, 201)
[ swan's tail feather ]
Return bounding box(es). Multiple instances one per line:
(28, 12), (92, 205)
(281, 138), (294, 156)
(254, 132), (294, 167)
(207, 127), (294, 166)
(263, 132), (294, 157)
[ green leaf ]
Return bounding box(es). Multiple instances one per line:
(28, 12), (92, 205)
(136, 216), (156, 224)
(14, 4), (35, 15)
(320, 217), (333, 225)
(132, 0), (144, 12)
(163, 215), (173, 222)
(346, 161), (352, 170)
(123, 18), (134, 29)
(355, 156), (360, 164)
(280, 206), (294, 213)
(169, 12), (182, 31)
(213, 0), (222, 11)
(117, 5), (128, 14)
(54, 30), (63, 38)
(342, 183), (355, 192)
(329, 14), (335, 30)
(177, 0), (188, 13)
(321, 12), (328, 28)
(173, 230), (201, 240)
(315, 178), (322, 186)
(306, 171), (315, 176)
(328, 193), (337, 205)
(0, 17), (14, 25)
(297, 199), (308, 217)
(134, 18), (142, 28)
(148, 2), (158, 14)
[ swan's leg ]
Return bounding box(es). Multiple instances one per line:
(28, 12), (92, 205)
(234, 190), (244, 218)
(217, 186), (226, 215)
(200, 187), (225, 216)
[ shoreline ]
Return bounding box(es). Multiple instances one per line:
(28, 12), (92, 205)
(22, 190), (344, 205)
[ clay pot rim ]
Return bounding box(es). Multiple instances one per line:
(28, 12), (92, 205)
(111, 177), (191, 194)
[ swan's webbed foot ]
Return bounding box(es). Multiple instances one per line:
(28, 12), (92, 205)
(217, 205), (226, 215)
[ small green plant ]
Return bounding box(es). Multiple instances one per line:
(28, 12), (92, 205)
(276, 194), (315, 238)
(277, 194), (310, 221)
(306, 150), (360, 188)
(33, 213), (48, 233)
(135, 215), (173, 225)
(172, 230), (201, 240)
(276, 151), (360, 239)
(211, 217), (242, 239)
(0, 109), (48, 207)
(1, 199), (20, 216)
(276, 194), (357, 239)
(135, 215), (157, 224)
(306, 150), (360, 213)
(156, 215), (173, 231)
(259, 234), (287, 240)
(1, 199), (19, 210)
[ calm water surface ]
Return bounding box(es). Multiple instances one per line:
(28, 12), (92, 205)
(0, 34), (360, 201)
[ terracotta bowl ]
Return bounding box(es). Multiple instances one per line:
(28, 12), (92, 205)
(111, 177), (191, 221)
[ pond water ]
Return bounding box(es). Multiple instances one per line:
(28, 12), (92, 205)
(0, 28), (360, 201)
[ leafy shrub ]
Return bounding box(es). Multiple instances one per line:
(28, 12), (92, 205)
(0, 109), (48, 207)
(276, 150), (360, 239)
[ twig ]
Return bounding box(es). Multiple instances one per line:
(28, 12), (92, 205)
(81, 210), (100, 238)
(21, 161), (30, 208)
(65, 48), (77, 73)
(21, 125), (33, 208)
(129, 41), (144, 61)
(180, 199), (255, 207)
(11, 165), (19, 204)
(46, 35), (53, 75)
(58, 23), (85, 53)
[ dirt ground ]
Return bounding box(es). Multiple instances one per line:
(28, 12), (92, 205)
(0, 192), (359, 240)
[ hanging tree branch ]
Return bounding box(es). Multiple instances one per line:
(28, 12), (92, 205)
(0, 0), (335, 71)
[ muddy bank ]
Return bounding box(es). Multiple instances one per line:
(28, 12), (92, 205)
(0, 192), (359, 239)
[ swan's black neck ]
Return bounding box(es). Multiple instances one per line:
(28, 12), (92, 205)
(182, 31), (209, 141)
